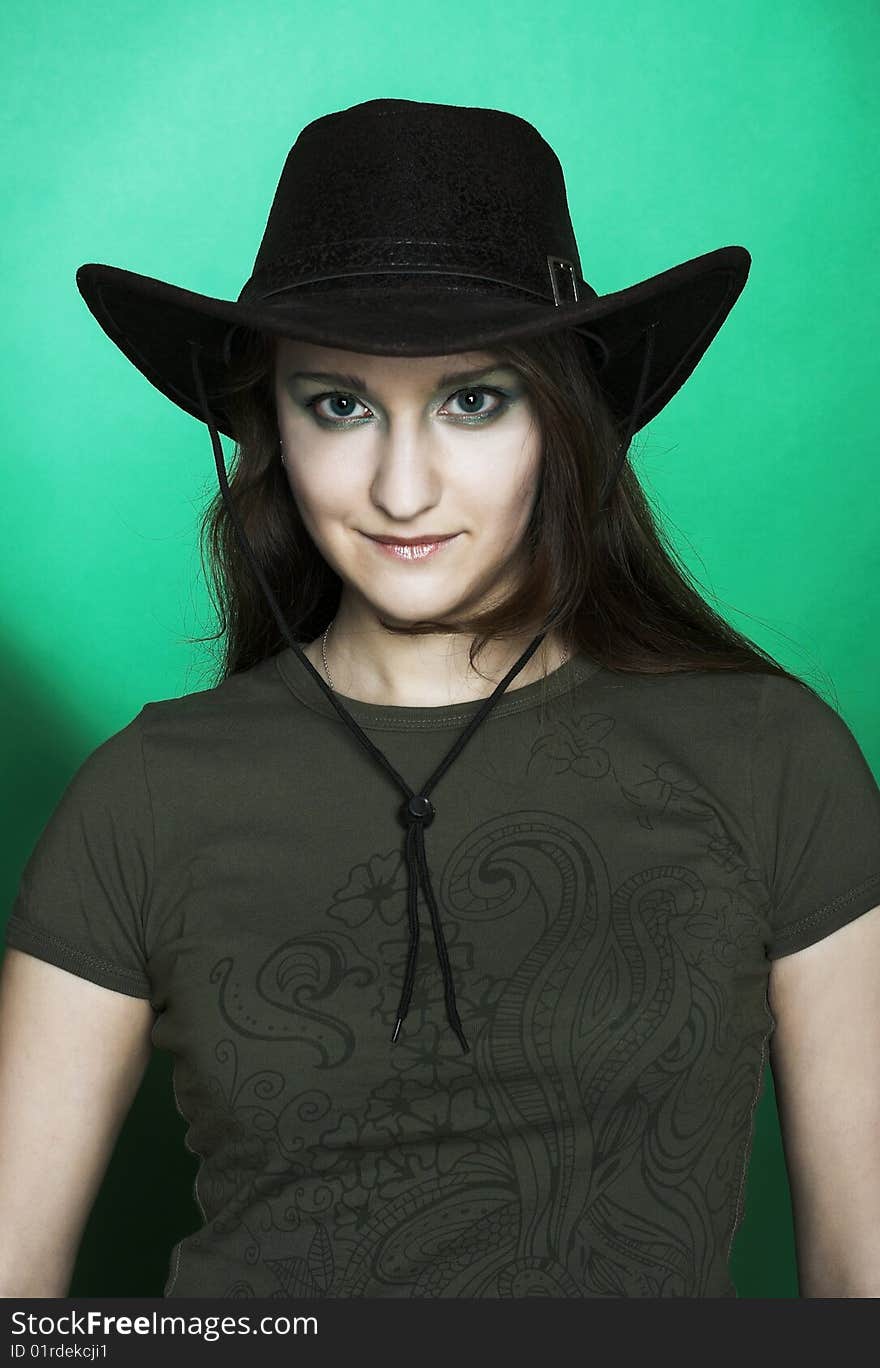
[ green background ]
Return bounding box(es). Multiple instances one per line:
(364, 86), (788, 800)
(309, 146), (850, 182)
(2, 0), (878, 1297)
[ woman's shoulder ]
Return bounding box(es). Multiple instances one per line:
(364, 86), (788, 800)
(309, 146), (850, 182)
(139, 652), (293, 730)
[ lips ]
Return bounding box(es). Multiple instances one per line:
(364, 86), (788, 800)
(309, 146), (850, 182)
(367, 534), (457, 545)
(363, 532), (460, 561)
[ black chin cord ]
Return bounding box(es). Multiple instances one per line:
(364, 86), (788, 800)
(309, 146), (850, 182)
(188, 325), (654, 1053)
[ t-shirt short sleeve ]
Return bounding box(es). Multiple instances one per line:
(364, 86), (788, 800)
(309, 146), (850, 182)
(752, 673), (880, 958)
(3, 708), (154, 998)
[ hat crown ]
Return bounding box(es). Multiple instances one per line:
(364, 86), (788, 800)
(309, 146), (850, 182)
(240, 98), (587, 306)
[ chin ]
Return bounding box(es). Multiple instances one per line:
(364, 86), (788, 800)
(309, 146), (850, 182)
(357, 582), (481, 626)
(371, 597), (465, 626)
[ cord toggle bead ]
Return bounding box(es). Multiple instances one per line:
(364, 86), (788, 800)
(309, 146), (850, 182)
(400, 793), (435, 827)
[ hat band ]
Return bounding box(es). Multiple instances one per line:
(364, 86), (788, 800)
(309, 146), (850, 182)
(240, 237), (594, 308)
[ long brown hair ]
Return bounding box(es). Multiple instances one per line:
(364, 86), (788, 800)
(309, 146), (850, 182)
(186, 325), (829, 701)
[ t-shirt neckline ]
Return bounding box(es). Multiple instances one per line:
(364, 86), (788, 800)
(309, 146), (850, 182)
(274, 645), (602, 732)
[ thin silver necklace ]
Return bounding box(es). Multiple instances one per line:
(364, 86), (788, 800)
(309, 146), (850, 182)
(320, 618), (569, 692)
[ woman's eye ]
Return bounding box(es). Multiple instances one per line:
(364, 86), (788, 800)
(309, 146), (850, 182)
(305, 392), (372, 424)
(443, 387), (507, 421)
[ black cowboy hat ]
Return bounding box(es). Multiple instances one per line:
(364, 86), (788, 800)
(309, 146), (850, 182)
(75, 96), (750, 443)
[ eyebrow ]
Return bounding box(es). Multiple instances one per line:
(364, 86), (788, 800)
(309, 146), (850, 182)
(286, 365), (513, 395)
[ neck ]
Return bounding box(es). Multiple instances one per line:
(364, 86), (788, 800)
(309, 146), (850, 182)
(306, 602), (570, 708)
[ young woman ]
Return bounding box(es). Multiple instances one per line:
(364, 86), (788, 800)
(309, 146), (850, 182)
(1, 98), (879, 1300)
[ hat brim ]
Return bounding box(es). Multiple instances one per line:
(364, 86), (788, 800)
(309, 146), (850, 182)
(75, 245), (750, 440)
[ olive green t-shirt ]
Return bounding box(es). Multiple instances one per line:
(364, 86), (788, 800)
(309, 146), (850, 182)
(5, 648), (880, 1298)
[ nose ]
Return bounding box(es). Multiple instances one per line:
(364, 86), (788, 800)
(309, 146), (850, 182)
(368, 419), (442, 522)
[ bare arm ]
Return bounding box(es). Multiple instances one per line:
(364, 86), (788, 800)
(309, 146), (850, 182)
(0, 946), (155, 1297)
(767, 901), (880, 1297)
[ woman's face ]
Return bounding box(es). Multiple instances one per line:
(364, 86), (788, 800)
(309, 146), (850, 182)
(274, 338), (542, 627)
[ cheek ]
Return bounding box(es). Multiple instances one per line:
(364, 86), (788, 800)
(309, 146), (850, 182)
(474, 432), (541, 531)
(278, 409), (334, 506)
(283, 448), (352, 526)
